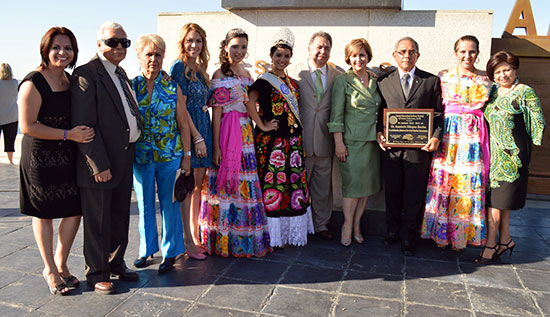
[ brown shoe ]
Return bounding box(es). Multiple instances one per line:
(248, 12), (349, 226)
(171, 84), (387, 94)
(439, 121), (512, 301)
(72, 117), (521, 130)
(111, 263), (139, 281)
(316, 230), (334, 241)
(94, 281), (115, 295)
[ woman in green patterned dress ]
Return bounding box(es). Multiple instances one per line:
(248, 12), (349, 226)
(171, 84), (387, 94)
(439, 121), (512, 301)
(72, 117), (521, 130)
(476, 51), (545, 264)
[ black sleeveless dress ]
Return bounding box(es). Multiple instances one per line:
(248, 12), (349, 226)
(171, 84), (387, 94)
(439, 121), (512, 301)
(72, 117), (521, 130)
(19, 71), (81, 219)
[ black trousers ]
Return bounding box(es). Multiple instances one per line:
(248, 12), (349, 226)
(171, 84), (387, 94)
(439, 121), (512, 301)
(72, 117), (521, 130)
(382, 150), (431, 242)
(0, 121), (18, 152)
(80, 161), (133, 285)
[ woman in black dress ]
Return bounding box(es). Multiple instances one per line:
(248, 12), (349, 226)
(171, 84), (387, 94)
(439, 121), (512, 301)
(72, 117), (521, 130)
(19, 27), (94, 294)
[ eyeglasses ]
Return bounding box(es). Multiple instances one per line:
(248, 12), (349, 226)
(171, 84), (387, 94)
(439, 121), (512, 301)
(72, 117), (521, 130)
(396, 50), (418, 57)
(101, 38), (131, 48)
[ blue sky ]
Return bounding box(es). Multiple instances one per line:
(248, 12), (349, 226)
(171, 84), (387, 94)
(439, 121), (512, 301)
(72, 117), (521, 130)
(2, 0), (549, 79)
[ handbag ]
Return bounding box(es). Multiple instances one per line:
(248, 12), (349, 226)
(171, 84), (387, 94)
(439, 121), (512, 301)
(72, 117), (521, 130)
(173, 169), (194, 202)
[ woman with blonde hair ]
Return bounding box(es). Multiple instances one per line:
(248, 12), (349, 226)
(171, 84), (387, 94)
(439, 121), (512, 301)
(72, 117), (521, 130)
(131, 33), (191, 273)
(170, 23), (211, 260)
(0, 63), (19, 164)
(328, 38), (382, 246)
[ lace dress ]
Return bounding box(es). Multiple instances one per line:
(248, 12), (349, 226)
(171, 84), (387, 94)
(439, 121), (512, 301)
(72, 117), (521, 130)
(198, 76), (272, 257)
(19, 71), (80, 219)
(250, 77), (314, 247)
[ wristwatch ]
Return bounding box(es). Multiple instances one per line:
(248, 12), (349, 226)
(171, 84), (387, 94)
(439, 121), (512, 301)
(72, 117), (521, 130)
(183, 151), (192, 157)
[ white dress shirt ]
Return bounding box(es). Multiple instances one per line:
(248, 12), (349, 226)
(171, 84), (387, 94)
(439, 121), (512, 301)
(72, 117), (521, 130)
(98, 54), (141, 143)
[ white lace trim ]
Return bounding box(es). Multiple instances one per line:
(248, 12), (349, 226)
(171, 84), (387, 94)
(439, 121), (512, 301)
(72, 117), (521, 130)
(267, 207), (314, 247)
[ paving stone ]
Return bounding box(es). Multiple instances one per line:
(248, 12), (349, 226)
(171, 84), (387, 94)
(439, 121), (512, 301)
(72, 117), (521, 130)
(516, 269), (550, 292)
(140, 265), (217, 301)
(186, 303), (257, 316)
(341, 271), (402, 299)
(510, 253), (550, 271)
(404, 279), (470, 309)
(0, 224), (34, 247)
(459, 263), (523, 289)
(349, 253), (404, 275)
(0, 267), (25, 290)
(178, 253), (236, 276)
(505, 237), (550, 255)
(0, 302), (32, 315)
(224, 258), (287, 284)
(404, 258), (462, 283)
(351, 237), (403, 257)
(469, 285), (540, 315)
(199, 277), (274, 312)
(0, 274), (58, 309)
(405, 304), (470, 316)
(0, 242), (24, 259)
(534, 292), (550, 316)
(294, 244), (352, 270)
(263, 245), (301, 263)
(109, 292), (192, 315)
(0, 248), (44, 273)
(279, 263), (344, 292)
(262, 286), (334, 316)
(334, 295), (402, 316)
(38, 282), (135, 316)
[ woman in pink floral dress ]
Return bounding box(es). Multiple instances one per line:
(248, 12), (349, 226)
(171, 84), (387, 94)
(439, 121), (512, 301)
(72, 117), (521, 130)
(421, 35), (492, 251)
(198, 28), (272, 257)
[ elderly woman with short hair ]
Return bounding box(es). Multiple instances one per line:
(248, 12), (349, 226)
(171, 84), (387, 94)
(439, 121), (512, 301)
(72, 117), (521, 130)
(131, 33), (191, 273)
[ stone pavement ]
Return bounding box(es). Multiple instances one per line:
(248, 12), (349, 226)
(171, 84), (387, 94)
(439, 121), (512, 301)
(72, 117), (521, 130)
(1, 136), (549, 316)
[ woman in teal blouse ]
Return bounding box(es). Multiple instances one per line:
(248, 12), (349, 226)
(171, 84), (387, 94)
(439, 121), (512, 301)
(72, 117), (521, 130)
(131, 34), (192, 273)
(328, 38), (382, 246)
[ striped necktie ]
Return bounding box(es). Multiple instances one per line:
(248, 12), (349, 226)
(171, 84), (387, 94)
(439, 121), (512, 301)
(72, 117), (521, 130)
(115, 66), (143, 130)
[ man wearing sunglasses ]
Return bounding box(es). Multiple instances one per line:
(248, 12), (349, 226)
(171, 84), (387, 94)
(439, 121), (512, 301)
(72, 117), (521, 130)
(376, 37), (443, 256)
(70, 21), (141, 294)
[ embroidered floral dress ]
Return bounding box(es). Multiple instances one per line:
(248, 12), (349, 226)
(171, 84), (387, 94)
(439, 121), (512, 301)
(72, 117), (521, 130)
(421, 69), (492, 249)
(198, 75), (272, 257)
(250, 76), (313, 247)
(484, 83), (545, 210)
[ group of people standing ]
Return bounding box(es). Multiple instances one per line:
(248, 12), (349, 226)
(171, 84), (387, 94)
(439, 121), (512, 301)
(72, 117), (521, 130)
(15, 20), (545, 297)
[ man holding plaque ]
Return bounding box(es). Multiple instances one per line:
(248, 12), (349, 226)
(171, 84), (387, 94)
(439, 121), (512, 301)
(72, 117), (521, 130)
(376, 37), (443, 256)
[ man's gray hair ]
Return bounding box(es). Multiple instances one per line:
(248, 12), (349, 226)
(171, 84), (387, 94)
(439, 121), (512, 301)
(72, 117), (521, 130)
(97, 21), (124, 41)
(394, 36), (419, 52)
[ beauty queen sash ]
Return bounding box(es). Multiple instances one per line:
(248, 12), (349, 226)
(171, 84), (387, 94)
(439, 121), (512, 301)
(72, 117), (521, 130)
(259, 72), (302, 127)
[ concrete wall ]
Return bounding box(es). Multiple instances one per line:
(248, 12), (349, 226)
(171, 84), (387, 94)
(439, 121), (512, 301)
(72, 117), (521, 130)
(158, 8), (493, 210)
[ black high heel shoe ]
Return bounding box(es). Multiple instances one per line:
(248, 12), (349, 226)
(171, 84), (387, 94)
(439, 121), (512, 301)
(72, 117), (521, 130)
(496, 239), (515, 258)
(474, 245), (497, 265)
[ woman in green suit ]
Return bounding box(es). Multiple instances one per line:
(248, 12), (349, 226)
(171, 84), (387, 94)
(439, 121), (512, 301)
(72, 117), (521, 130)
(328, 38), (382, 246)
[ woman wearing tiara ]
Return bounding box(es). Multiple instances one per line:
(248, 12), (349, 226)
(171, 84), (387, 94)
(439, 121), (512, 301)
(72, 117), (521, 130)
(247, 28), (314, 247)
(198, 28), (273, 257)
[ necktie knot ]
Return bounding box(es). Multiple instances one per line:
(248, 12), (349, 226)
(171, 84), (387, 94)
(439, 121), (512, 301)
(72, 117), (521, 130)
(401, 73), (411, 98)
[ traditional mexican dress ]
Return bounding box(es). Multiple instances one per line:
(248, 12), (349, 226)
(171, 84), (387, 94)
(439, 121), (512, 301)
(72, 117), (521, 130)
(250, 73), (314, 247)
(170, 60), (213, 168)
(421, 69), (492, 249)
(198, 75), (272, 257)
(484, 83), (545, 210)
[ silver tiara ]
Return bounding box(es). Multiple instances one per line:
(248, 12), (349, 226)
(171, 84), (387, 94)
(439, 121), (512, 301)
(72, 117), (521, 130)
(271, 27), (295, 50)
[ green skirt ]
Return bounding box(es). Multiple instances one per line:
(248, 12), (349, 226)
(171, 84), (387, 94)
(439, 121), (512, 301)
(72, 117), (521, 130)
(338, 140), (381, 198)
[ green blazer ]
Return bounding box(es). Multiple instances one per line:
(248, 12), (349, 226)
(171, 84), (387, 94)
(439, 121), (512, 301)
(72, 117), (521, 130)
(328, 69), (381, 142)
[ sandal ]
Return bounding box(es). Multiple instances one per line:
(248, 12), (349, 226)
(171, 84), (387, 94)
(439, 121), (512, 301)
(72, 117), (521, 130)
(474, 245), (497, 265)
(61, 274), (80, 288)
(42, 271), (70, 295)
(496, 239), (515, 258)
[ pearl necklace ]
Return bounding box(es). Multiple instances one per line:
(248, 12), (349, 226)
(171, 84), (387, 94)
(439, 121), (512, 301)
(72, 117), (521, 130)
(498, 80), (519, 97)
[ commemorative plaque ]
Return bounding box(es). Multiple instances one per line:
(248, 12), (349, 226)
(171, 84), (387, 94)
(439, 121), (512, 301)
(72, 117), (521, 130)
(383, 108), (434, 148)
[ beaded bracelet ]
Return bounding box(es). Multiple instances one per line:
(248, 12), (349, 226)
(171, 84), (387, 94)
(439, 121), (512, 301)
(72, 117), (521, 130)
(63, 129), (68, 141)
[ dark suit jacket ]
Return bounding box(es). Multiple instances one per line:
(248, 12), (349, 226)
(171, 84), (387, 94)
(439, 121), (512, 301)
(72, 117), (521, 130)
(70, 55), (135, 189)
(376, 67), (443, 163)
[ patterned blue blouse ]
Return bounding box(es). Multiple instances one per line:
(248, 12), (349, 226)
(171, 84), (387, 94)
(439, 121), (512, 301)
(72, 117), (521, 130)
(131, 74), (183, 164)
(170, 60), (213, 168)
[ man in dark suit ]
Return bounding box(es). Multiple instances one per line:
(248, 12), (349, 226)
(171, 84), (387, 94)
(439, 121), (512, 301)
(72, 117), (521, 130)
(376, 37), (443, 256)
(71, 21), (140, 294)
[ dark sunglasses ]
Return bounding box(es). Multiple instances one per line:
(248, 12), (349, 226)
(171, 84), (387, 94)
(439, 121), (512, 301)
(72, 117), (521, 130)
(102, 38), (131, 48)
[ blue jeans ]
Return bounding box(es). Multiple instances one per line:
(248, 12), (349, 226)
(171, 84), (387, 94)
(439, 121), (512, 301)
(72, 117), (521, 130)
(133, 159), (185, 258)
